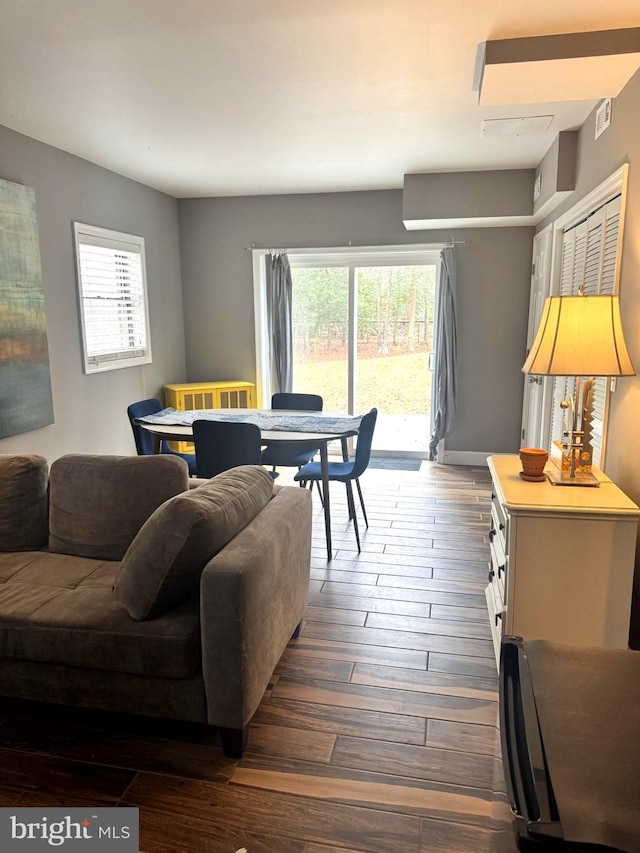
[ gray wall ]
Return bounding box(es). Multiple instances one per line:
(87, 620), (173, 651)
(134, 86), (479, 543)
(537, 67), (640, 645)
(404, 170), (535, 222)
(178, 190), (533, 455)
(533, 130), (577, 217)
(0, 125), (187, 460)
(538, 68), (640, 504)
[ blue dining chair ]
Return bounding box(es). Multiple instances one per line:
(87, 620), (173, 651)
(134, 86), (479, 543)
(261, 392), (324, 474)
(127, 398), (197, 475)
(294, 407), (377, 552)
(192, 419), (277, 480)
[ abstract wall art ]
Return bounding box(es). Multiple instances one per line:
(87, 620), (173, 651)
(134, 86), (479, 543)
(0, 178), (54, 438)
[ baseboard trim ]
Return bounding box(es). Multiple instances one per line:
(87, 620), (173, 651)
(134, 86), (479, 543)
(439, 450), (490, 466)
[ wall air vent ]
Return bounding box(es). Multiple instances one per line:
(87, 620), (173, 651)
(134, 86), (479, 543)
(595, 99), (612, 139)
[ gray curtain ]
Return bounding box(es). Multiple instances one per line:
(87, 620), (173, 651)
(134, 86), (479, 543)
(266, 251), (293, 394)
(428, 247), (458, 460)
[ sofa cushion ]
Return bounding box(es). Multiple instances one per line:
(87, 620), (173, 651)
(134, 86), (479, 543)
(114, 465), (274, 621)
(0, 553), (200, 678)
(0, 455), (48, 552)
(48, 454), (189, 561)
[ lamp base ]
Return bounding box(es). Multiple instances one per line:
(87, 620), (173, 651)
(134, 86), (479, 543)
(546, 469), (600, 488)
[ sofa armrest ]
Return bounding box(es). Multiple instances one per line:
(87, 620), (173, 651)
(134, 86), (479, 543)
(187, 477), (212, 489)
(199, 485), (312, 730)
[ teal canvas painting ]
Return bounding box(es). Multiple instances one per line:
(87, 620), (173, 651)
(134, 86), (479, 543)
(0, 178), (54, 438)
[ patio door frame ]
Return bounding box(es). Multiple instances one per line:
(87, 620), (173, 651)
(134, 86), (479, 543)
(253, 244), (443, 453)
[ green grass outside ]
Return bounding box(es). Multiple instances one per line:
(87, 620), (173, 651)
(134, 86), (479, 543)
(293, 350), (432, 415)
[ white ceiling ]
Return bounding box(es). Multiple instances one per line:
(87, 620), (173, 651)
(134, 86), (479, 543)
(1, 0), (639, 198)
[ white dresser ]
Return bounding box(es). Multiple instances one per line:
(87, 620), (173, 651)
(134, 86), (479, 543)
(486, 454), (640, 669)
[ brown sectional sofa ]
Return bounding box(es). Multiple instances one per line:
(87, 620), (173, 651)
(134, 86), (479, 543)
(0, 453), (312, 757)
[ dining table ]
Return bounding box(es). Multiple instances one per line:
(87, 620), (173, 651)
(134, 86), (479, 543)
(136, 407), (362, 561)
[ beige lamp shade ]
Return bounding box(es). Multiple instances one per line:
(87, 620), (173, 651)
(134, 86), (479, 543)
(522, 294), (635, 377)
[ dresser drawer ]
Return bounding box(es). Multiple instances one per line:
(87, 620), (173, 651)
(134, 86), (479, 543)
(490, 540), (507, 601)
(485, 573), (505, 667)
(490, 501), (508, 553)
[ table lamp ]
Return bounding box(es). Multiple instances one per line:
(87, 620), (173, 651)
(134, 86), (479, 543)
(522, 290), (635, 486)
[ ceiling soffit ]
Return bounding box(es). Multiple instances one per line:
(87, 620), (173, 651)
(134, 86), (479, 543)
(474, 27), (640, 105)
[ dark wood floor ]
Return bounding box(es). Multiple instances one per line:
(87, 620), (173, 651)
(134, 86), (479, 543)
(0, 462), (517, 853)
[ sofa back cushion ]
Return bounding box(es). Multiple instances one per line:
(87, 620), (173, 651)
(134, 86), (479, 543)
(49, 454), (189, 560)
(0, 454), (49, 551)
(114, 465), (274, 620)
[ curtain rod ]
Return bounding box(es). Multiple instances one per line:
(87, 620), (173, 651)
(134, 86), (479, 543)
(243, 239), (471, 251)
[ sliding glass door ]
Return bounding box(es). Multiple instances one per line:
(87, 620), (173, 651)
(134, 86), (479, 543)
(289, 266), (349, 412)
(289, 249), (438, 456)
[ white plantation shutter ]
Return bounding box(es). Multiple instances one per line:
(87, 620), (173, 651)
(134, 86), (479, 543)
(571, 221), (587, 292)
(583, 208), (604, 294)
(74, 223), (152, 374)
(602, 197), (621, 294)
(559, 231), (575, 294)
(549, 195), (622, 466)
(549, 225), (579, 446)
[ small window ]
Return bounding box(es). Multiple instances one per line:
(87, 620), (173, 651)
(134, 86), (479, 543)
(73, 222), (152, 374)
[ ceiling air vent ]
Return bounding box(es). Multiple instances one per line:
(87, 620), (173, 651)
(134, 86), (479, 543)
(481, 116), (553, 137)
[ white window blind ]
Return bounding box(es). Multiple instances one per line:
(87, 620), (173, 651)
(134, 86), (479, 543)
(74, 223), (152, 374)
(549, 194), (621, 466)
